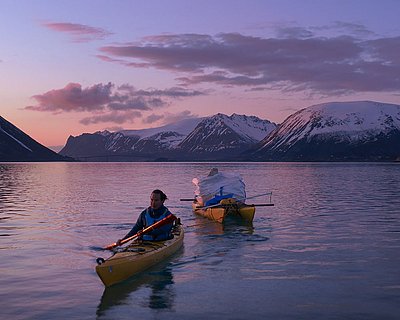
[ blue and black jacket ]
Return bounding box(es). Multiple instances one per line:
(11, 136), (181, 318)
(122, 205), (173, 241)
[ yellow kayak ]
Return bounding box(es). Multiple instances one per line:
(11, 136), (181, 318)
(96, 224), (184, 287)
(192, 198), (256, 223)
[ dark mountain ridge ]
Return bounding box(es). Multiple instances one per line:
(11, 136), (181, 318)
(0, 116), (70, 162)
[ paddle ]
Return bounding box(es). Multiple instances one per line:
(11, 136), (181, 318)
(195, 202), (274, 210)
(182, 192), (273, 204)
(103, 214), (177, 250)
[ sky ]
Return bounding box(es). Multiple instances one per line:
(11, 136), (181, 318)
(1, 0), (400, 148)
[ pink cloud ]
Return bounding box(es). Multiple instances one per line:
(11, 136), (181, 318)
(99, 30), (400, 95)
(42, 22), (112, 42)
(26, 82), (205, 125)
(26, 83), (113, 112)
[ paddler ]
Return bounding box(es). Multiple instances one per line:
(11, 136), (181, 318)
(116, 189), (174, 244)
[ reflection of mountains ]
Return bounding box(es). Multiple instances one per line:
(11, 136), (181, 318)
(0, 164), (32, 238)
(96, 258), (179, 318)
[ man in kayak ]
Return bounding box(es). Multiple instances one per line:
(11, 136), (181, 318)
(116, 189), (174, 244)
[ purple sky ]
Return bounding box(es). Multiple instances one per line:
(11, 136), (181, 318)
(1, 0), (400, 147)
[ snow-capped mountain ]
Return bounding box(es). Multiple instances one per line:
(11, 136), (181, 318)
(253, 101), (400, 161)
(178, 113), (276, 154)
(60, 117), (203, 159)
(132, 131), (186, 152)
(59, 113), (276, 160)
(0, 116), (69, 161)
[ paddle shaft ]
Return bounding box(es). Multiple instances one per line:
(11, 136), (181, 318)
(104, 214), (177, 250)
(196, 202), (274, 209)
(180, 198), (195, 201)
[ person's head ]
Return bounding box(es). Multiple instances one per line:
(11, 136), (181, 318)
(150, 189), (168, 209)
(208, 168), (219, 176)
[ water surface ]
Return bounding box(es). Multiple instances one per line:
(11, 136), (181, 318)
(0, 162), (399, 319)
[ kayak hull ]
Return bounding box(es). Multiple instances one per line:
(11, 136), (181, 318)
(192, 198), (255, 223)
(96, 225), (184, 287)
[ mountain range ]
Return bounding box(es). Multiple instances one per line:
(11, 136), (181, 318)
(59, 113), (277, 161)
(2, 100), (400, 162)
(60, 101), (400, 162)
(0, 116), (69, 161)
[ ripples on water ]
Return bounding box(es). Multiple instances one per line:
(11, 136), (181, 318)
(0, 162), (400, 319)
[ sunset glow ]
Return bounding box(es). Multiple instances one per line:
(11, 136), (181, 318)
(1, 0), (400, 148)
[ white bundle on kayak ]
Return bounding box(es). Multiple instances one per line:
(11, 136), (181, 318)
(192, 169), (246, 206)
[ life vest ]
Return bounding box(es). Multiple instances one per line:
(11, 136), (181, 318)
(142, 207), (173, 241)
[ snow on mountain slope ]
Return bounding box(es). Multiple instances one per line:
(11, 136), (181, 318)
(132, 131), (186, 151)
(179, 113), (276, 153)
(0, 116), (67, 161)
(103, 113), (275, 152)
(259, 101), (400, 152)
(58, 101), (400, 161)
(218, 113), (276, 141)
(60, 113), (276, 159)
(0, 124), (33, 152)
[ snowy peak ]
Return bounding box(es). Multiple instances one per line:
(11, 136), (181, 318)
(178, 113), (276, 153)
(298, 101), (400, 134)
(263, 101), (400, 148)
(133, 131), (186, 151)
(215, 113), (276, 141)
(61, 118), (203, 156)
(60, 113), (276, 159)
(255, 101), (400, 161)
(57, 101), (400, 161)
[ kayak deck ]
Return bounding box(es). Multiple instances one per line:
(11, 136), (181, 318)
(192, 198), (255, 223)
(96, 224), (184, 287)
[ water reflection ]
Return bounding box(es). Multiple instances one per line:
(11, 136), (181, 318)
(96, 262), (177, 318)
(179, 215), (265, 283)
(188, 214), (255, 236)
(0, 164), (32, 239)
(1, 162), (399, 319)
(0, 164), (23, 212)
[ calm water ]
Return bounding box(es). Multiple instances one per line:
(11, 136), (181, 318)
(0, 162), (399, 319)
